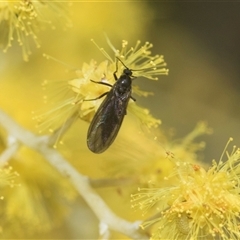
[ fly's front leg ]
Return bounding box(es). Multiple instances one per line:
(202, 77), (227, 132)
(113, 58), (119, 81)
(84, 79), (111, 101)
(130, 96), (136, 101)
(84, 91), (109, 102)
(90, 79), (112, 88)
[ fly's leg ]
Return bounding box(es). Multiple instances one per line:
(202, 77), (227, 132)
(84, 91), (109, 102)
(113, 58), (119, 81)
(90, 79), (112, 88)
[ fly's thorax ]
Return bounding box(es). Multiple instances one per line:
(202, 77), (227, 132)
(115, 75), (132, 95)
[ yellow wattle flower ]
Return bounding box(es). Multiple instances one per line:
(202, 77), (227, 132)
(133, 138), (240, 240)
(0, 0), (69, 61)
(34, 38), (168, 145)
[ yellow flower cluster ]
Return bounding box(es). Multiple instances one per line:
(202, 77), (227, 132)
(0, 0), (69, 61)
(132, 138), (240, 240)
(35, 39), (168, 146)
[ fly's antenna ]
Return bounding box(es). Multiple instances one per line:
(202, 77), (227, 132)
(116, 57), (130, 69)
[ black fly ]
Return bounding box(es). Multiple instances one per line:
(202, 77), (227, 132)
(86, 58), (136, 153)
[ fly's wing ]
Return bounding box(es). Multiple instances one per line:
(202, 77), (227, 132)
(87, 89), (131, 153)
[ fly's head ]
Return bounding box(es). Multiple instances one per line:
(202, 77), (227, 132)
(123, 68), (133, 77)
